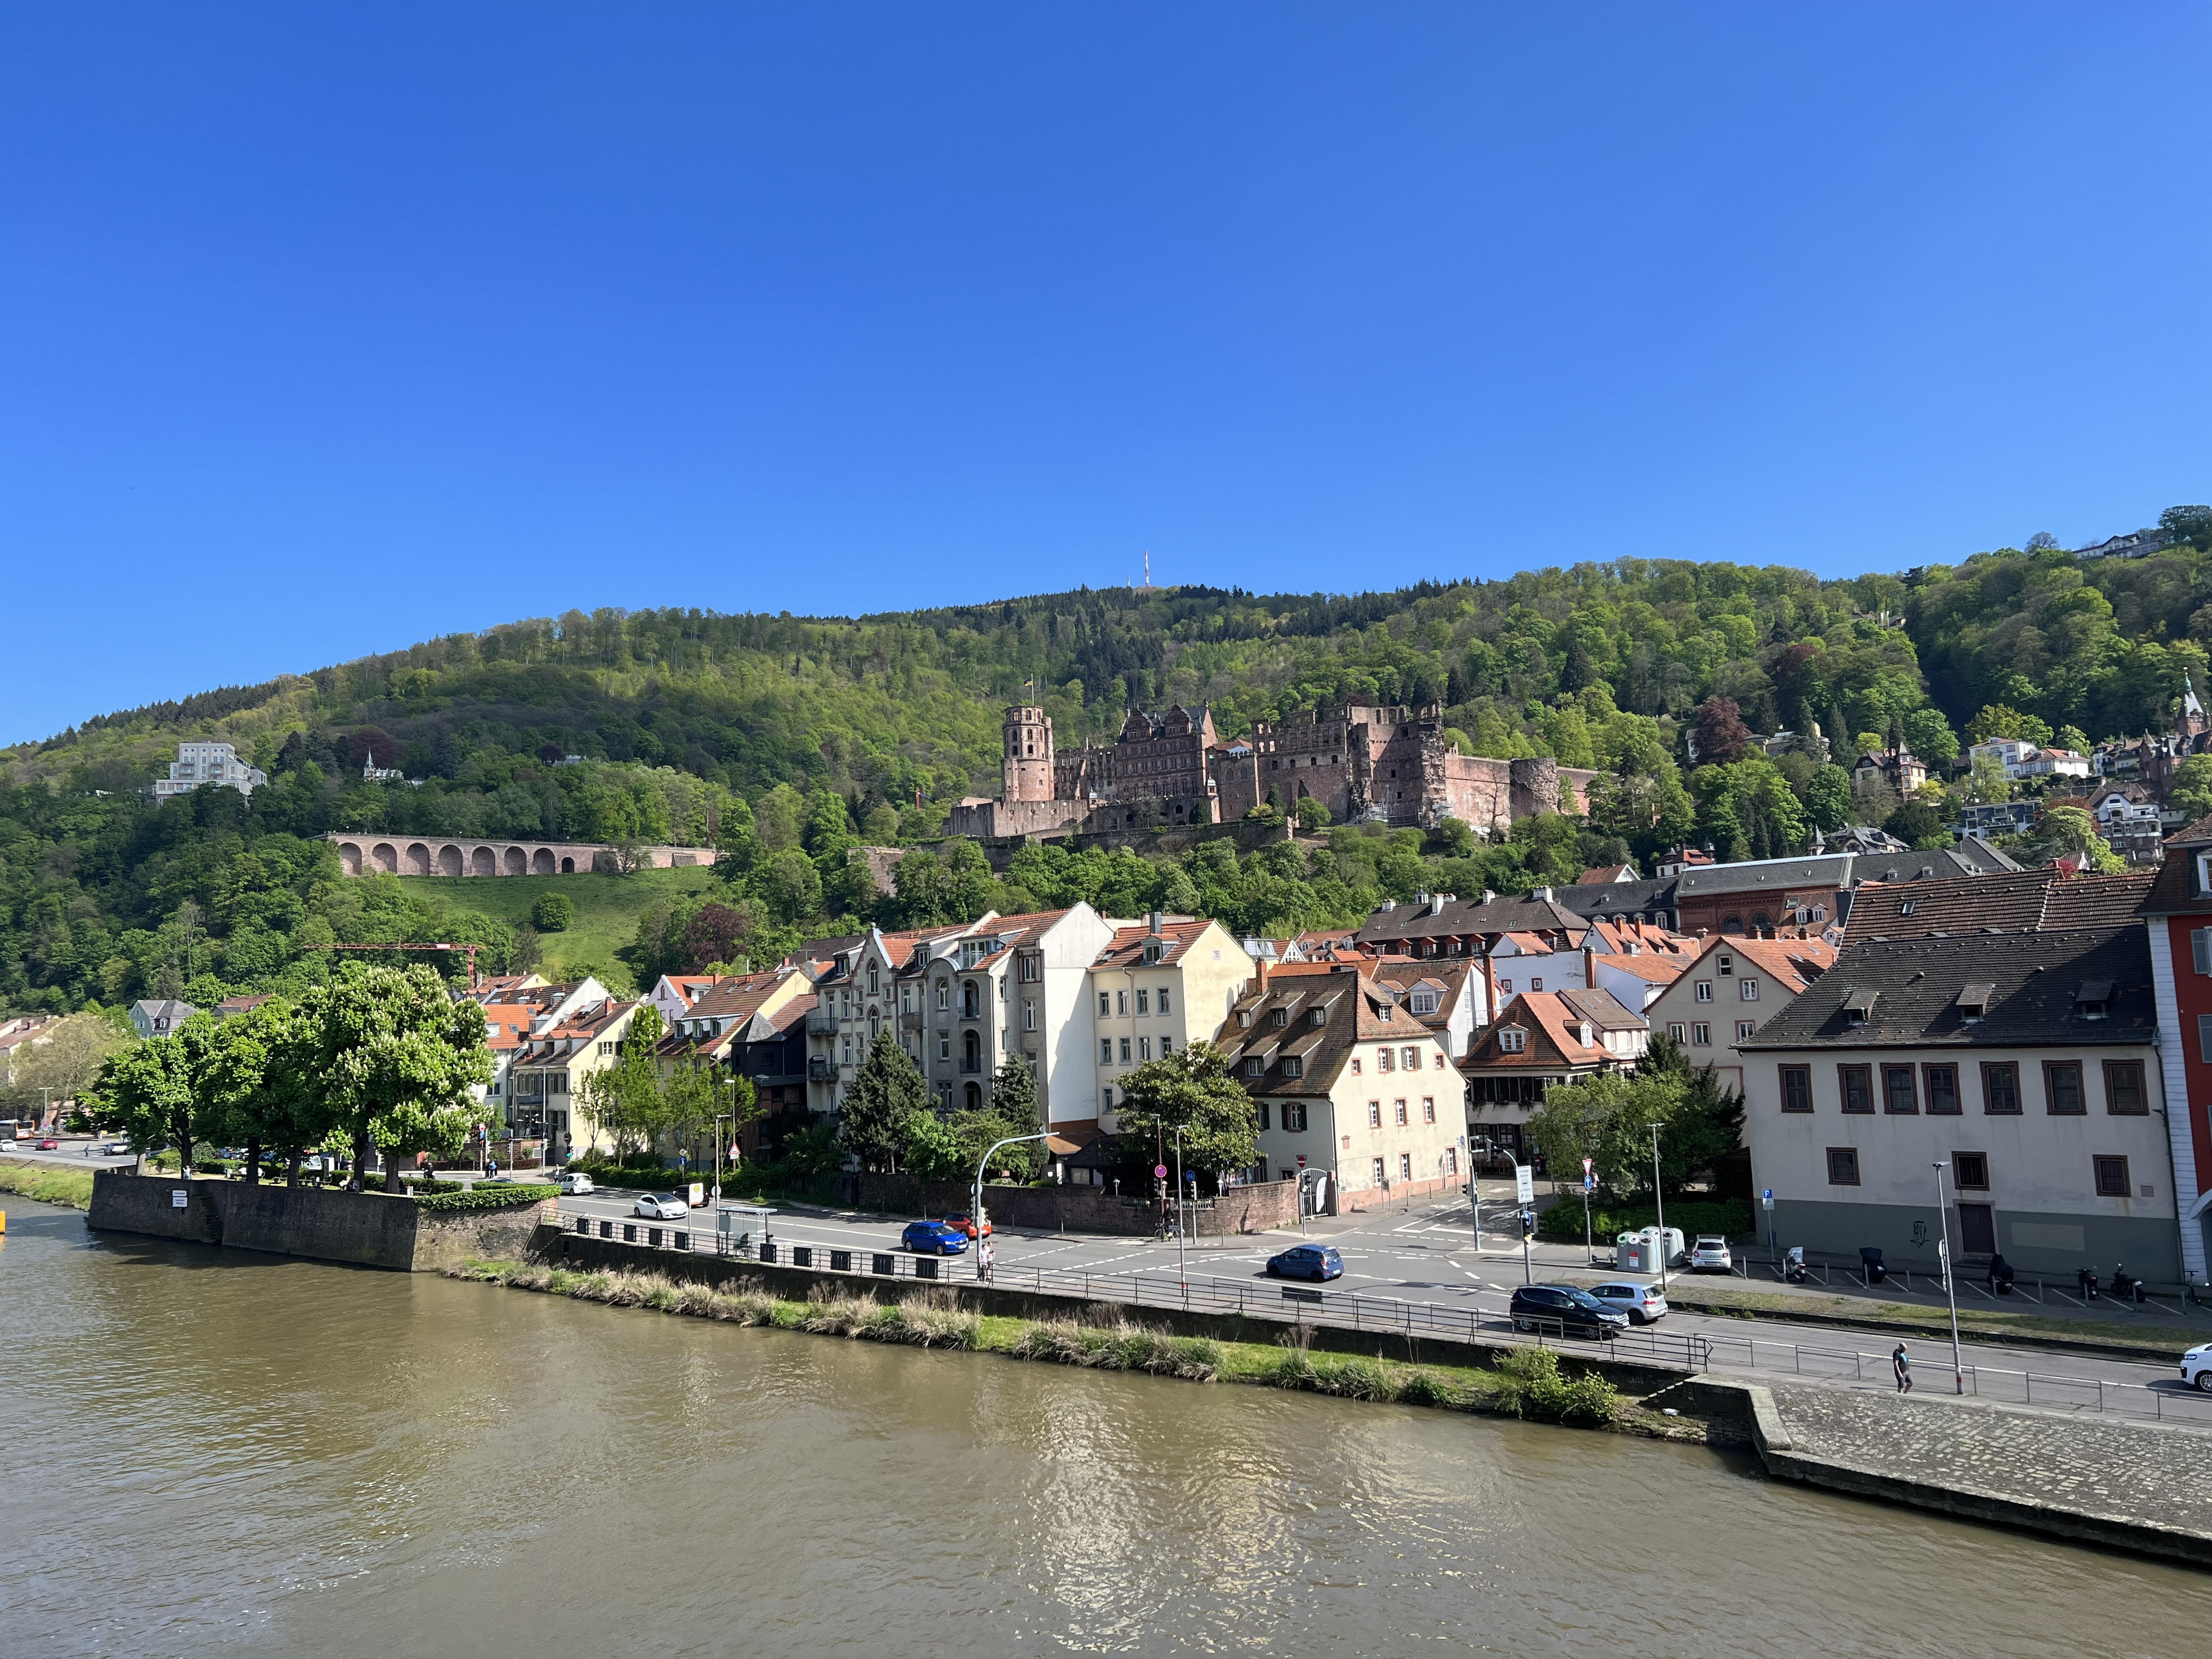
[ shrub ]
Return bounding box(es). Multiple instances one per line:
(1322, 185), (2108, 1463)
(1393, 1369), (1455, 1408)
(532, 893), (575, 932)
(414, 1183), (558, 1212)
(1537, 1198), (1751, 1244)
(1012, 1320), (1220, 1381)
(1489, 1347), (1619, 1427)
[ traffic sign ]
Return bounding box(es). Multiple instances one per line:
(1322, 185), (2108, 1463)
(1762, 1187), (1775, 1210)
(1154, 1164), (1168, 1179)
(1295, 1153), (1306, 1168)
(1515, 1166), (1534, 1205)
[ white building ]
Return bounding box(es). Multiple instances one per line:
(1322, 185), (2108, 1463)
(153, 741), (267, 800)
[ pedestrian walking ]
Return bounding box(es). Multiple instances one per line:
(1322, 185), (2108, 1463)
(978, 1238), (995, 1285)
(1892, 1341), (1912, 1394)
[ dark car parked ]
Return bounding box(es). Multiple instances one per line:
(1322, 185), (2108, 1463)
(1264, 1244), (1343, 1282)
(1508, 1284), (1629, 1340)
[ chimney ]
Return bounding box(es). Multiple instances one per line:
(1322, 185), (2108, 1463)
(1148, 910), (1165, 935)
(1532, 885), (1555, 901)
(1254, 957), (1271, 994)
(1481, 889), (1496, 904)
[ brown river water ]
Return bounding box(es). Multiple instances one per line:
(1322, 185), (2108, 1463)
(3, 1195), (2208, 1657)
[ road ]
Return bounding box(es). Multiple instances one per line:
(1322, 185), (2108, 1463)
(554, 1185), (2212, 1418)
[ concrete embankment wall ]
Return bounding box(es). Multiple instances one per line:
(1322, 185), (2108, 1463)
(87, 1171), (550, 1272)
(527, 1224), (1690, 1390)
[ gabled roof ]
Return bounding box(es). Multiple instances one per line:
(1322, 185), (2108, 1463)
(1742, 926), (2154, 1051)
(1663, 933), (1836, 996)
(1579, 863), (1639, 885)
(1466, 989), (1638, 1070)
(1355, 893), (1588, 946)
(1843, 868), (2154, 943)
(1222, 964), (1444, 1096)
(1092, 917), (1220, 970)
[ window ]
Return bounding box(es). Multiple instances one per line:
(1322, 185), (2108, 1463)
(1101, 1086), (1113, 1110)
(1160, 1035), (1174, 1056)
(1119, 1038), (1131, 1063)
(1953, 1152), (1989, 1190)
(1882, 1064), (1917, 1115)
(1284, 1101), (1307, 1131)
(1410, 990), (1438, 1015)
(1446, 1147), (1458, 1178)
(1394, 1100), (1408, 1126)
(1098, 991), (1111, 1017)
(2094, 1154), (2131, 1198)
(1020, 954), (1041, 984)
(1692, 1023), (1711, 1046)
(1116, 991), (1128, 1017)
(1378, 1048), (1394, 1073)
(1423, 1097), (1436, 1124)
(1368, 1101), (1382, 1128)
(1826, 1147), (1861, 1186)
(1740, 979), (1759, 1002)
(1402, 1046), (1420, 1071)
(1980, 1061), (2021, 1115)
(1780, 1065), (1812, 1113)
(1137, 1037), (1152, 1061)
(1372, 1156), (1388, 1188)
(1022, 1001), (1037, 1032)
(2194, 927), (2212, 976)
(1351, 1057), (1363, 1073)
(1158, 988), (1172, 1015)
(1498, 979), (1513, 996)
(1668, 1022), (1688, 1043)
(2104, 1059), (2148, 1115)
(1736, 1020), (1757, 1042)
(1399, 1152), (1413, 1182)
(1256, 1102), (1271, 1131)
(1718, 955), (1734, 976)
(1280, 1054), (1301, 1078)
(2044, 1059), (2085, 1115)
(1136, 989), (1150, 1014)
(1310, 1007), (1328, 1028)
(1102, 1039), (1115, 1065)
(1498, 1028), (1527, 1054)
(1696, 981), (1713, 1003)
(1245, 1057), (1265, 1077)
(938, 981), (951, 1012)
(1839, 1064), (1873, 1114)
(1922, 1064), (1960, 1115)
(1530, 978), (1543, 992)
(868, 964), (879, 994)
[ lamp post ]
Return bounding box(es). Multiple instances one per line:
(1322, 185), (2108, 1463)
(975, 1130), (1051, 1283)
(1932, 1160), (1966, 1395)
(1649, 1122), (1669, 1295)
(713, 1111), (731, 1204)
(1173, 1125), (1188, 1289)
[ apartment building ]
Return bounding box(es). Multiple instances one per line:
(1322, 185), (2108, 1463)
(1740, 926), (2176, 1282)
(1090, 916), (1255, 1131)
(653, 968), (816, 1158)
(152, 740), (268, 800)
(1221, 963), (1461, 1212)
(1643, 934), (1837, 1097)
(1460, 988), (1648, 1169)
(1371, 960), (1480, 1058)
(498, 980), (634, 1159)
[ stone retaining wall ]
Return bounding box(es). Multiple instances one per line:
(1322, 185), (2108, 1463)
(853, 1174), (1301, 1237)
(87, 1171), (552, 1272)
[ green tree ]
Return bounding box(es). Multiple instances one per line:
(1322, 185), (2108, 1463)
(751, 849), (824, 924)
(3, 1011), (132, 1117)
(579, 1005), (669, 1157)
(87, 1018), (217, 1171)
(302, 962), (492, 1190)
(1524, 1068), (1684, 1198)
(532, 893), (575, 933)
(2172, 755), (2212, 822)
(838, 1030), (928, 1172)
(202, 997), (332, 1184)
(1795, 764), (1855, 833)
(1112, 1042), (1259, 1186)
(2024, 806), (2127, 874)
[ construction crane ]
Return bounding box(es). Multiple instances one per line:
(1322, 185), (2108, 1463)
(304, 941), (483, 988)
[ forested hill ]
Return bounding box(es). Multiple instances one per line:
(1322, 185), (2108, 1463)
(2, 507), (2207, 1020)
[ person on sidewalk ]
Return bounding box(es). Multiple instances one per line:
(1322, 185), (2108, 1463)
(1892, 1341), (1912, 1394)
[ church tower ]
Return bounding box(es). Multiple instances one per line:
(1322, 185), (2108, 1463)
(1002, 706), (1055, 803)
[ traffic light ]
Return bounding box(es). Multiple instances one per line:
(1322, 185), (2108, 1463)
(1520, 1208), (1538, 1240)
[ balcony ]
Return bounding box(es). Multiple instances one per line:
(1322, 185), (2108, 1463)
(899, 1009), (923, 1031)
(805, 1008), (841, 1036)
(806, 1058), (834, 1082)
(959, 1058), (983, 1075)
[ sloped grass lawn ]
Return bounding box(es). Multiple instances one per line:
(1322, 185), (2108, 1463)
(398, 865), (718, 992)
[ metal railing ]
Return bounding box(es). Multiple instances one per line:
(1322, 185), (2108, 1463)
(549, 1203), (1710, 1373)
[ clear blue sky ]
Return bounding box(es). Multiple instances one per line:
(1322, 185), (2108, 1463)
(4, 5), (2208, 744)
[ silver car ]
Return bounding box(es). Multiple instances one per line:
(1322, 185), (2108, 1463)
(1586, 1281), (1669, 1324)
(1689, 1234), (1733, 1273)
(634, 1192), (690, 1220)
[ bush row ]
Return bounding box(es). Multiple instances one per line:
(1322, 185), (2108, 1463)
(414, 1183), (560, 1212)
(1536, 1198), (1752, 1243)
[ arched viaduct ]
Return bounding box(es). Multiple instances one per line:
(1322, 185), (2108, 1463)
(326, 834), (707, 878)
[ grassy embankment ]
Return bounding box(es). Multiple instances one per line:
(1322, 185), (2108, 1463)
(0, 1161), (97, 1209)
(446, 1258), (1642, 1431)
(398, 865), (718, 993)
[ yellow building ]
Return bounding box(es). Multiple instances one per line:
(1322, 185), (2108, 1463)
(1089, 915), (1255, 1132)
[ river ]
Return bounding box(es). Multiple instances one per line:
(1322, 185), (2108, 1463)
(2, 1197), (2207, 1657)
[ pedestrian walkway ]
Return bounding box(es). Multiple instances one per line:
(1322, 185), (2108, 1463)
(1761, 1378), (2212, 1561)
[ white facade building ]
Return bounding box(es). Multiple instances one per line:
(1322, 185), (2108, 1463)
(153, 742), (268, 800)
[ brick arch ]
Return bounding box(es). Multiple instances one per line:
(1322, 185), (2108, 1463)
(338, 841), (363, 876)
(470, 846), (497, 877)
(533, 848), (557, 874)
(405, 843), (432, 876)
(371, 842), (398, 873)
(437, 844), (464, 877)
(560, 856), (575, 873)
(503, 846), (527, 876)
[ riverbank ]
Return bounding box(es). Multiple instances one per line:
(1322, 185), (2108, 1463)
(445, 1257), (1653, 1433)
(0, 1160), (94, 1209)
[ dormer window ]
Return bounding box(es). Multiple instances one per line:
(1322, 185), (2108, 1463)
(1143, 941), (1165, 964)
(1498, 1027), (1527, 1054)
(2077, 979), (2112, 1021)
(1272, 1007), (1290, 1028)
(1842, 987), (1878, 1028)
(1410, 990), (1438, 1015)
(1956, 983), (1993, 1023)
(1380, 1003), (1393, 1021)
(1579, 1023), (1593, 1048)
(1309, 1006), (1327, 1027)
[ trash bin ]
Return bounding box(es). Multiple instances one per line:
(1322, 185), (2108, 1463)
(1860, 1246), (1886, 1284)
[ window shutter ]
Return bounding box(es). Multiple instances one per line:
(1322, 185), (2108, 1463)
(2199, 1014), (2212, 1064)
(2196, 928), (2212, 977)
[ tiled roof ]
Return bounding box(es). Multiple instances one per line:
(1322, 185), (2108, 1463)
(1093, 917), (1217, 970)
(1843, 869), (2154, 943)
(1742, 926), (2154, 1051)
(1222, 966), (1440, 1096)
(1356, 894), (1588, 945)
(1594, 951), (1692, 985)
(1692, 933), (1837, 995)
(1579, 864), (1638, 884)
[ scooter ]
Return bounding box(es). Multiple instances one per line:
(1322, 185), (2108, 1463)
(1784, 1245), (1810, 1284)
(2078, 1267), (2100, 1300)
(2111, 1265), (2143, 1304)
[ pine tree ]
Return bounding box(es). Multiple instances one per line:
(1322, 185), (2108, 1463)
(838, 1030), (929, 1172)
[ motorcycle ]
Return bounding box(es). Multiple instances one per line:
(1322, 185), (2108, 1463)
(1784, 1245), (1810, 1284)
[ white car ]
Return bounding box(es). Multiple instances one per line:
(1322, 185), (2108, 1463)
(634, 1192), (690, 1220)
(555, 1171), (596, 1195)
(1586, 1281), (1669, 1324)
(2182, 1344), (2212, 1393)
(104, 1141), (133, 1156)
(1689, 1235), (1733, 1273)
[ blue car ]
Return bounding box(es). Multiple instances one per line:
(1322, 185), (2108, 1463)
(901, 1220), (969, 1256)
(1265, 1244), (1342, 1282)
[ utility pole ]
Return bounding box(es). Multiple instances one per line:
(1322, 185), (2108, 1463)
(1933, 1160), (1965, 1395)
(1650, 1122), (1669, 1295)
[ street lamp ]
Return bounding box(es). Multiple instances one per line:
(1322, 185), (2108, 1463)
(1649, 1122), (1669, 1295)
(1173, 1125), (1188, 1289)
(1932, 1160), (1965, 1395)
(974, 1129), (1052, 1284)
(712, 1111), (732, 1204)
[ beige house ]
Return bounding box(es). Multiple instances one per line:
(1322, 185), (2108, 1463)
(1222, 962), (1462, 1213)
(506, 990), (644, 1160)
(1642, 934), (1837, 1098)
(1090, 916), (1256, 1133)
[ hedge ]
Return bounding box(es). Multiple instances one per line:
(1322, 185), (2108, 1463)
(414, 1183), (559, 1213)
(1536, 1198), (1753, 1243)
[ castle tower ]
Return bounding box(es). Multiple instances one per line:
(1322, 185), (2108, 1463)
(1002, 706), (1056, 803)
